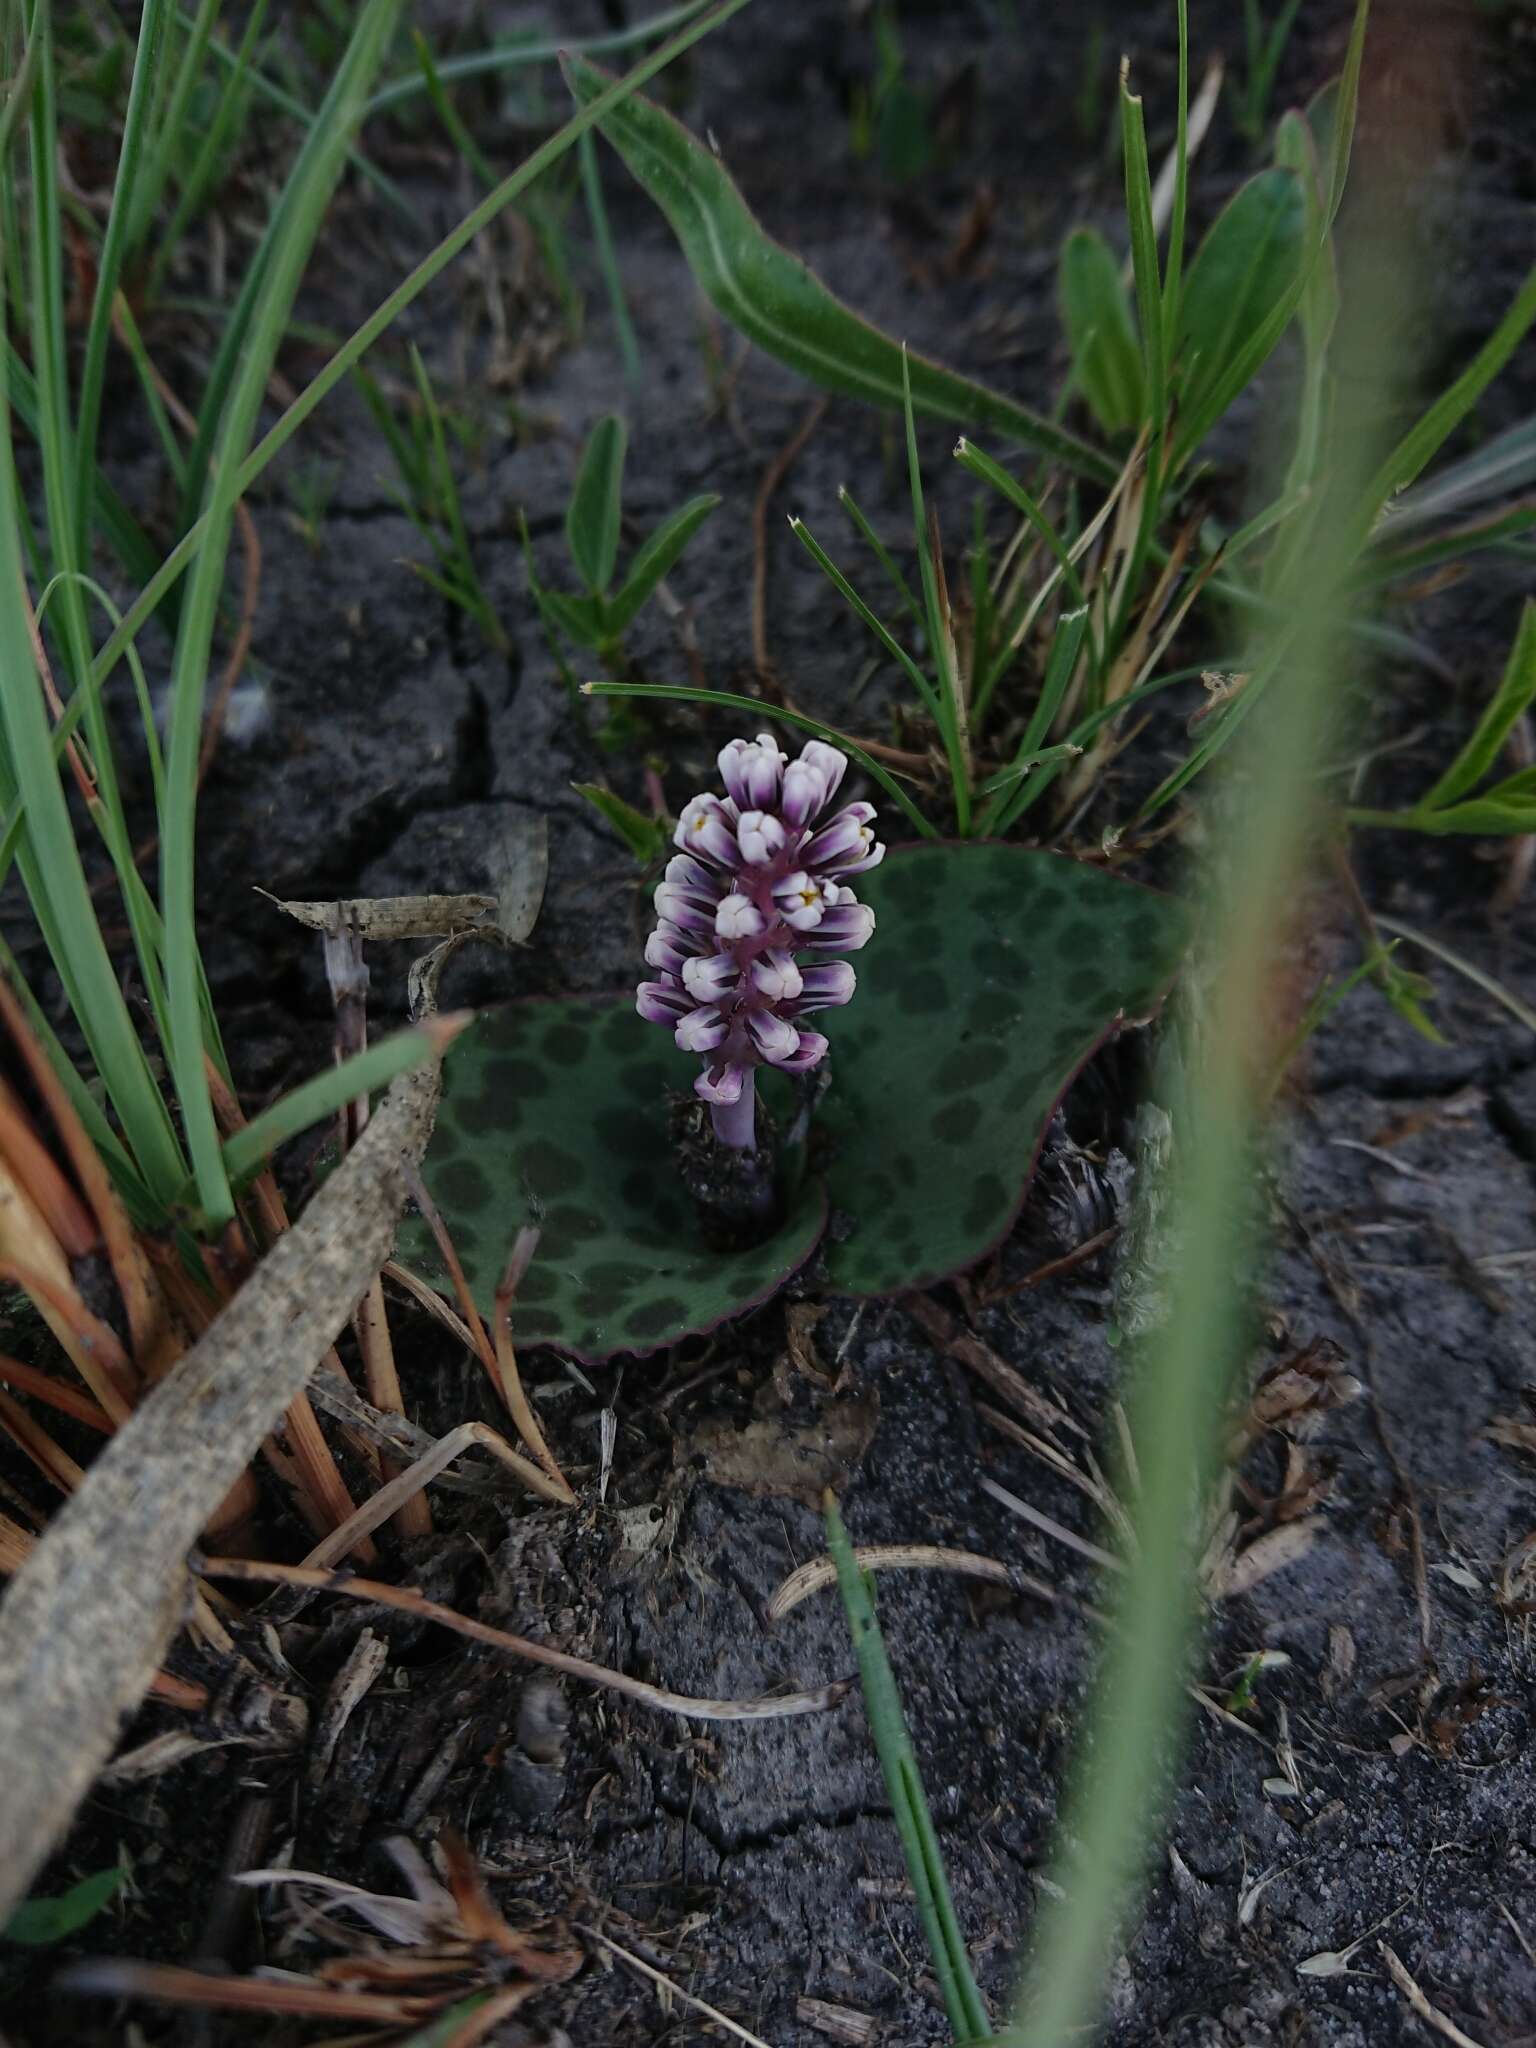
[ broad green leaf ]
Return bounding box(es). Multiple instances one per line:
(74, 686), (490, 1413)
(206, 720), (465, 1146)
(572, 782), (670, 862)
(1058, 227), (1144, 437)
(1175, 169), (1305, 429)
(399, 1003), (828, 1361)
(539, 586), (607, 648)
(1422, 599), (1536, 812)
(3, 1867), (124, 1947)
(562, 56), (1114, 483)
(819, 845), (1188, 1294)
(607, 490), (720, 632)
(566, 413), (628, 594)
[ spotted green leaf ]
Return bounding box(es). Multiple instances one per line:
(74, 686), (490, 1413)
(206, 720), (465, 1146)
(819, 844), (1188, 1296)
(561, 56), (1114, 485)
(399, 1000), (827, 1362)
(404, 846), (1186, 1355)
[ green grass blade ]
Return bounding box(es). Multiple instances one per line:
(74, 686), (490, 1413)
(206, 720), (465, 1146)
(364, 1), (719, 114)
(985, 605), (1091, 835)
(826, 1497), (989, 2043)
(1119, 65), (1165, 436)
(146, 0), (272, 302)
(411, 27), (497, 189)
(788, 517), (947, 730)
(954, 437), (1087, 611)
(581, 680), (937, 838)
(1350, 264), (1536, 552)
(1420, 598), (1536, 813)
(836, 483), (921, 624)
(72, 0), (169, 555)
(89, 0), (756, 700)
(580, 128), (643, 384)
(0, 368), (188, 1203)
(217, 1021), (454, 1192)
(563, 52), (1114, 482)
(162, 0), (404, 1229)
(129, 0), (218, 253)
(901, 350), (970, 833)
(1161, 0), (1190, 358)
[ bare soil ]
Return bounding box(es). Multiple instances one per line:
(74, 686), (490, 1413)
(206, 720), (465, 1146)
(4, 1), (1536, 2043)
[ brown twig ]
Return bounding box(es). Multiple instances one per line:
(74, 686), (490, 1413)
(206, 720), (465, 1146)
(197, 1557), (852, 1723)
(492, 1229), (573, 1501)
(298, 1420), (571, 1570)
(0, 1354), (112, 1432)
(752, 397), (827, 674)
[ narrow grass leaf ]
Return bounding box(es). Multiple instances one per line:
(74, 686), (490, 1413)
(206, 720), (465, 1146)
(1352, 264), (1536, 550)
(217, 1021), (455, 1191)
(563, 55), (1114, 482)
(825, 1497), (989, 2043)
(1119, 69), (1165, 436)
(162, 0), (404, 1229)
(90, 0), (757, 695)
(1421, 598), (1536, 812)
(789, 517), (947, 729)
(582, 680), (937, 837)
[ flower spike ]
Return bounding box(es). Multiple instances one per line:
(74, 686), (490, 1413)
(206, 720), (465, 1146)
(636, 733), (882, 1148)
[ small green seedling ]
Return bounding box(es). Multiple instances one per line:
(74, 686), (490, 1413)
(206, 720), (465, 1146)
(3, 1867), (124, 1947)
(523, 413), (719, 675)
(571, 780), (671, 864)
(848, 4), (934, 184)
(355, 350), (509, 653)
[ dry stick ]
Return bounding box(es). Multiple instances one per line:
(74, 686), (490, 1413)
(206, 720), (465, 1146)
(576, 1922), (779, 2048)
(0, 1352), (112, 1432)
(201, 1054), (374, 1557)
(0, 1076), (98, 1255)
(767, 1543), (1087, 1626)
(752, 397), (828, 675)
(298, 1420), (571, 1570)
(55, 1961), (438, 2024)
(0, 973), (167, 1370)
(0, 1066), (440, 1922)
(0, 1389), (86, 1493)
(324, 916), (429, 1540)
(492, 1231), (574, 1500)
(0, 1258), (135, 1421)
(197, 1557), (852, 1724)
(205, 1056), (381, 1488)
(1378, 1945), (1489, 2048)
(977, 1225), (1119, 1304)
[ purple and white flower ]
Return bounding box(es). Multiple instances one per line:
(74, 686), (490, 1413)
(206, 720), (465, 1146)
(636, 732), (882, 1148)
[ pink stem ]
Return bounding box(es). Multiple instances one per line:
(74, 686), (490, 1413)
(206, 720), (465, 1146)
(710, 1072), (757, 1151)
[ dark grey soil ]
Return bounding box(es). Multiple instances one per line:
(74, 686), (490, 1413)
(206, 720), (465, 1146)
(5, 1), (1536, 2043)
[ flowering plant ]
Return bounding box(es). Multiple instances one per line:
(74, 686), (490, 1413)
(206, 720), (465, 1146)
(636, 733), (882, 1148)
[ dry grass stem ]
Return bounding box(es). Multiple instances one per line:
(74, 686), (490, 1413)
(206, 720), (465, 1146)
(767, 1543), (1076, 1624)
(578, 1921), (779, 2048)
(300, 1419), (571, 1568)
(198, 1556), (852, 1722)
